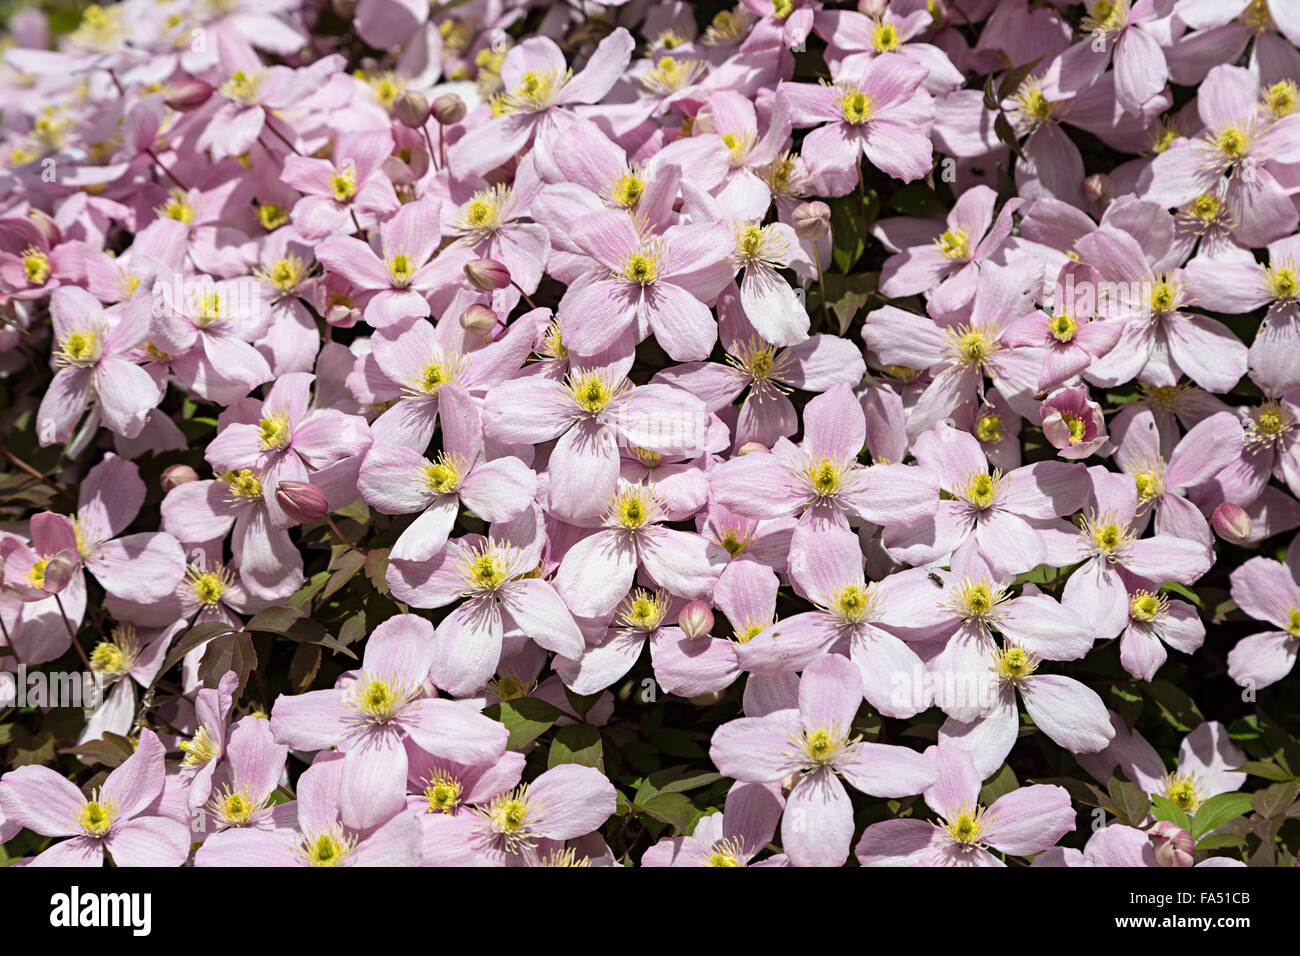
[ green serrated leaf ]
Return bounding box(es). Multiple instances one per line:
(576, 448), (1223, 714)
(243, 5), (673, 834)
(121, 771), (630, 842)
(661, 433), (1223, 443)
(548, 724), (604, 771)
(1150, 794), (1191, 831)
(485, 698), (564, 751)
(1191, 792), (1254, 842)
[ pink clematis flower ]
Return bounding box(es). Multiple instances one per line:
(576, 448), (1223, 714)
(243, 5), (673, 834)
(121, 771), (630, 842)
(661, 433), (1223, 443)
(0, 730), (189, 866)
(358, 395), (538, 562)
(317, 196), (472, 328)
(387, 527), (585, 697)
(448, 28), (636, 178)
(779, 53), (935, 193)
(885, 422), (1089, 578)
(552, 482), (720, 620)
(1183, 234), (1300, 396)
(194, 751), (422, 866)
(875, 186), (1023, 319)
(205, 372), (372, 529)
(36, 286), (161, 445)
(855, 743), (1074, 866)
(483, 364), (708, 522)
(1226, 546), (1300, 690)
(641, 781), (788, 867)
(1145, 64), (1300, 247)
(1111, 405), (1243, 544)
(281, 129), (401, 240)
(271, 615), (509, 830)
(560, 210), (733, 361)
(710, 383), (938, 537)
(412, 763), (617, 866)
(1040, 385), (1109, 460)
(1062, 467), (1214, 639)
(709, 654), (938, 867)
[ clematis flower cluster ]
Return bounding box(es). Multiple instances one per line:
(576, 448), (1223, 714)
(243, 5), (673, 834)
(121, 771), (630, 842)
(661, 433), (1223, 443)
(0, 0), (1298, 870)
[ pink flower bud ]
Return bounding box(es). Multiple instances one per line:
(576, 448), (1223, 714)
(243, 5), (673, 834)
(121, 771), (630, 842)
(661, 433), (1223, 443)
(1040, 385), (1107, 459)
(792, 200), (831, 241)
(464, 258), (511, 291)
(1211, 502), (1251, 544)
(42, 549), (78, 594)
(161, 464), (199, 492)
(275, 480), (329, 524)
(678, 601), (714, 639)
(431, 93), (467, 126)
(1083, 172), (1113, 206)
(459, 303), (498, 334)
(1148, 820), (1194, 868)
(736, 441), (770, 456)
(164, 79), (214, 112)
(393, 90), (430, 129)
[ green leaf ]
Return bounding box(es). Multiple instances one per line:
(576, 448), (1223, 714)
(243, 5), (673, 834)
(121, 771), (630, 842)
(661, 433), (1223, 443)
(548, 724), (604, 771)
(484, 698), (564, 751)
(246, 605), (305, 634)
(828, 194), (867, 273)
(1239, 760), (1297, 782)
(979, 764), (1019, 806)
(1159, 580), (1202, 608)
(1252, 781), (1299, 819)
(147, 621), (234, 692)
(1191, 792), (1254, 842)
(1107, 777), (1151, 827)
(640, 792), (695, 831)
(887, 184), (948, 216)
(1150, 794), (1191, 831)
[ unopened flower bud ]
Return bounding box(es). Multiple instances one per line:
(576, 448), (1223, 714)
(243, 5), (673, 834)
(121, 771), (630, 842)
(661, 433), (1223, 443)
(792, 200), (831, 241)
(164, 79), (214, 112)
(1211, 502), (1251, 544)
(736, 441), (769, 456)
(393, 90), (430, 129)
(464, 258), (511, 291)
(161, 464), (199, 492)
(42, 550), (78, 593)
(459, 303), (498, 334)
(1149, 820), (1194, 868)
(432, 93), (467, 126)
(275, 480), (329, 524)
(678, 601), (714, 639)
(1083, 172), (1113, 206)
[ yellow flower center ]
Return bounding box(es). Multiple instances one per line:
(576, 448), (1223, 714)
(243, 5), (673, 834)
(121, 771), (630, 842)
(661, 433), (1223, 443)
(21, 246), (50, 284)
(619, 588), (669, 632)
(76, 791), (118, 838)
(294, 826), (358, 867)
(975, 412), (1004, 444)
(257, 413), (291, 450)
(871, 21), (901, 52)
(180, 724), (221, 770)
(963, 470), (1000, 509)
(935, 228), (971, 260)
(1049, 313), (1078, 342)
(258, 202), (288, 230)
(330, 165), (358, 202)
(993, 644), (1038, 685)
(57, 329), (102, 367)
(1129, 589), (1166, 623)
(221, 469), (264, 500)
(1216, 126), (1249, 160)
(424, 773), (463, 813)
(837, 87), (873, 125)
